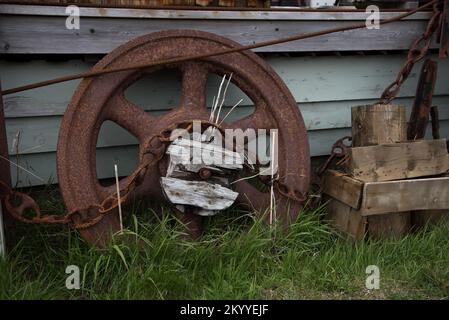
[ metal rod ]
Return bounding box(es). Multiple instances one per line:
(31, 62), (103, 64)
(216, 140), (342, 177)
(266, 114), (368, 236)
(1, 0), (438, 96)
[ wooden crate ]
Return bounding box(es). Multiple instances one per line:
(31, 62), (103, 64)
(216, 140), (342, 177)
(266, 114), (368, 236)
(323, 170), (449, 240)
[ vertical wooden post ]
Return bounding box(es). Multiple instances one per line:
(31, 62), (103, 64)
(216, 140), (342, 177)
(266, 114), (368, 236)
(352, 104), (407, 147)
(351, 104), (411, 239)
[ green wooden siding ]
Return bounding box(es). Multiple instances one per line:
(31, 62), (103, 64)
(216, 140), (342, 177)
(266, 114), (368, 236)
(1, 54), (449, 186)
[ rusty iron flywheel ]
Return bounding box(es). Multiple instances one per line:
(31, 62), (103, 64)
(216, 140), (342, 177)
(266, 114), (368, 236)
(57, 30), (310, 247)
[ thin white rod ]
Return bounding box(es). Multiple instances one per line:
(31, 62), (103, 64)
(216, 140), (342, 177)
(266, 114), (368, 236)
(215, 73), (233, 124)
(270, 131), (276, 226)
(218, 98), (244, 126)
(209, 95), (217, 122)
(114, 164), (124, 233)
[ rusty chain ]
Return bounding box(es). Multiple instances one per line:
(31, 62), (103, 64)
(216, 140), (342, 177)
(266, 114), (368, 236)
(0, 121), (218, 230)
(0, 133), (168, 230)
(318, 136), (352, 176)
(379, 1), (442, 104)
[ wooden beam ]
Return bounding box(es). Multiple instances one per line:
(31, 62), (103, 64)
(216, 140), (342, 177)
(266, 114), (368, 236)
(349, 139), (449, 182)
(322, 169), (363, 209)
(351, 104), (407, 147)
(360, 176), (449, 215)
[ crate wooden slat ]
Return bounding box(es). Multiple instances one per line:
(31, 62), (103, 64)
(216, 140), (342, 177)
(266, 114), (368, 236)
(349, 139), (449, 182)
(361, 176), (449, 215)
(324, 170), (449, 215)
(323, 170), (364, 209)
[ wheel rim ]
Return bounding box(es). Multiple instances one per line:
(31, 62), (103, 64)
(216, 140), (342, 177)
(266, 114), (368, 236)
(57, 30), (310, 246)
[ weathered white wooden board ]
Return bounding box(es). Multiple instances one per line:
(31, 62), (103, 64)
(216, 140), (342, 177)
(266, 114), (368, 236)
(167, 138), (243, 171)
(0, 5), (437, 54)
(161, 177), (238, 210)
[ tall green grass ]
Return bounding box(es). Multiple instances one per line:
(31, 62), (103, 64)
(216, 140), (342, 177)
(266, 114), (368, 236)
(1, 186), (448, 300)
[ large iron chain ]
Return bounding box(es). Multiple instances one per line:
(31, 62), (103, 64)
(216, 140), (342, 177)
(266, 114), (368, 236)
(379, 2), (442, 104)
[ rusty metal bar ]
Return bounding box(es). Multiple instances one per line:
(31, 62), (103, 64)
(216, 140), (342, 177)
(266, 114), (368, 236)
(439, 0), (449, 57)
(430, 106), (440, 139)
(407, 59), (438, 140)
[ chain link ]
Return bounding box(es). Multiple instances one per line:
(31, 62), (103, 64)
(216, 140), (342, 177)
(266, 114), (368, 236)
(379, 3), (442, 104)
(0, 134), (168, 230)
(318, 136), (352, 176)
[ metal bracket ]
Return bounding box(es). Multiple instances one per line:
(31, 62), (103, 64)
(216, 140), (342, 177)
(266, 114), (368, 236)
(439, 0), (449, 58)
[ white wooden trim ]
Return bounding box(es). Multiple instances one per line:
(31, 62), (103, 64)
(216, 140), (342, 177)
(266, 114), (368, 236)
(0, 4), (432, 21)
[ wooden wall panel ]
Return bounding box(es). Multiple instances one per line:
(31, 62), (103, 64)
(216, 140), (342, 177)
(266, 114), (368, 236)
(0, 4), (438, 54)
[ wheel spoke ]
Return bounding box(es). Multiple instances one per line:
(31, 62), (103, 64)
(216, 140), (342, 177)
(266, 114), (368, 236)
(234, 180), (270, 215)
(105, 94), (155, 142)
(95, 156), (162, 206)
(180, 62), (209, 110)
